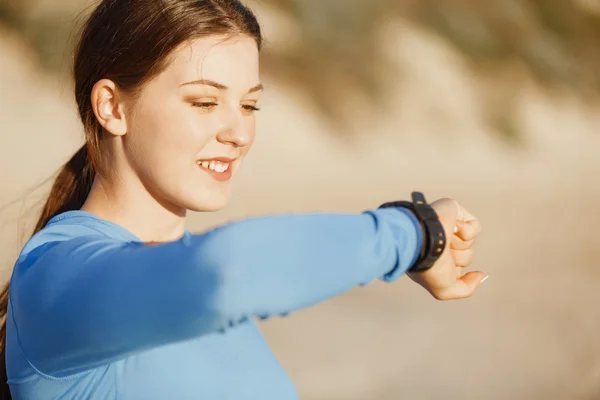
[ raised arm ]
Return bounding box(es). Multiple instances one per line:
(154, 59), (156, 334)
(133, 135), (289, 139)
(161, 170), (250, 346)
(10, 208), (421, 377)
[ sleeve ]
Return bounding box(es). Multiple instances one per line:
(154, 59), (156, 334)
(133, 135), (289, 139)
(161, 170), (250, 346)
(10, 207), (422, 377)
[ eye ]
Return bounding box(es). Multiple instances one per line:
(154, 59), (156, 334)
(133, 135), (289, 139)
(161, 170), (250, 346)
(241, 104), (261, 113)
(192, 102), (219, 111)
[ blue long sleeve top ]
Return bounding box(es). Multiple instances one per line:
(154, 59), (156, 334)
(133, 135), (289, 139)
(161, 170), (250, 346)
(6, 208), (423, 399)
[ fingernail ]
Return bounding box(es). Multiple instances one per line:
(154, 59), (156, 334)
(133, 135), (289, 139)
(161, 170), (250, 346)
(480, 275), (489, 283)
(453, 226), (459, 234)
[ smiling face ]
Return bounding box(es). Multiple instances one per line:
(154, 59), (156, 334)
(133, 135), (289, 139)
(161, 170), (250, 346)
(117, 35), (262, 212)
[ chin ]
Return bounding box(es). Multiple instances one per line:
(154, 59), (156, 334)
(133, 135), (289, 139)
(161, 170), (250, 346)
(182, 191), (231, 212)
(187, 202), (228, 212)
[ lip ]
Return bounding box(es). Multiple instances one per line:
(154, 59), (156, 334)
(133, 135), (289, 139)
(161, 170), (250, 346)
(196, 157), (237, 182)
(197, 156), (237, 163)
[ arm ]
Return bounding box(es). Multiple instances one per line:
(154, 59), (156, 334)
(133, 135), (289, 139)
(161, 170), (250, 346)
(11, 208), (422, 377)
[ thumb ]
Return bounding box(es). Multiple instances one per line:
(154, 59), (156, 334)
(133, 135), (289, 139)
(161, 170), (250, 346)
(451, 271), (488, 299)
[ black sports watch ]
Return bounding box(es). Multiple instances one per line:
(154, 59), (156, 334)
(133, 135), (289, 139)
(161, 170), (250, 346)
(378, 192), (446, 273)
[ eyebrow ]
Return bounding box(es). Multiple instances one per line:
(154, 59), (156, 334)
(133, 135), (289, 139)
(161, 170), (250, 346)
(180, 79), (264, 94)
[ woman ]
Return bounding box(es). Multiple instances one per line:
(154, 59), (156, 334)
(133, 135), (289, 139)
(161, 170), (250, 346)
(0, 0), (485, 399)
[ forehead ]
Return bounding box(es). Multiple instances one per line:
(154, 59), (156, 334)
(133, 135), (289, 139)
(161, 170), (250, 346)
(166, 35), (260, 88)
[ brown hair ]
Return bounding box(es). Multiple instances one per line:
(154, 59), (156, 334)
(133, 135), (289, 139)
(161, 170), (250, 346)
(0, 0), (261, 396)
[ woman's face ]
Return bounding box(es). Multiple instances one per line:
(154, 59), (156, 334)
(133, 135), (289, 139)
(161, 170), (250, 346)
(122, 35), (261, 212)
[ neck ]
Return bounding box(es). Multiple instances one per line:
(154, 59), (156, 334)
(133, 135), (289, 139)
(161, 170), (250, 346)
(81, 175), (186, 243)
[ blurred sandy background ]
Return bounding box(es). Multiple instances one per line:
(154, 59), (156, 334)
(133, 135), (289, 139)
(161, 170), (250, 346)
(1, 1), (599, 399)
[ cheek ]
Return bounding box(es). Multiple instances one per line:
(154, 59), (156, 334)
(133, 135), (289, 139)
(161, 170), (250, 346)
(129, 101), (215, 165)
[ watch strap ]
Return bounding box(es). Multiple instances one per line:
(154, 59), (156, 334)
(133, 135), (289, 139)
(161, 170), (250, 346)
(378, 192), (446, 273)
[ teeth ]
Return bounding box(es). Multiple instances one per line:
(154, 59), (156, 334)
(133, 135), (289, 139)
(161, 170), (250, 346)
(197, 160), (230, 173)
(215, 164), (227, 173)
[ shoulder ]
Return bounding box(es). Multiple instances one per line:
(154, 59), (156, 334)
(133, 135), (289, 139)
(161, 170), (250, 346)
(13, 211), (139, 275)
(20, 213), (102, 258)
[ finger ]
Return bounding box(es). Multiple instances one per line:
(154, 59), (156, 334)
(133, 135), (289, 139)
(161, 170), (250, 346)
(454, 219), (482, 242)
(456, 204), (477, 222)
(450, 234), (475, 250)
(451, 249), (474, 267)
(431, 198), (461, 236)
(449, 271), (487, 299)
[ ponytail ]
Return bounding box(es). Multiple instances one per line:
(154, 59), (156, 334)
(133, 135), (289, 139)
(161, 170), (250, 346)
(32, 145), (95, 233)
(0, 145), (94, 398)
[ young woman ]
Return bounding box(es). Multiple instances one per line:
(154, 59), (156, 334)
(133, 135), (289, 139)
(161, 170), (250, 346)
(0, 1), (485, 399)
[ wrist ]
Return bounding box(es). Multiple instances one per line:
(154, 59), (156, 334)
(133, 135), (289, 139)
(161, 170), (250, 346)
(379, 192), (446, 273)
(374, 207), (424, 282)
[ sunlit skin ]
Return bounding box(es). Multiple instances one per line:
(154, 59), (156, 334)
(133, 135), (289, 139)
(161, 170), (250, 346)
(82, 35), (262, 243)
(80, 34), (485, 300)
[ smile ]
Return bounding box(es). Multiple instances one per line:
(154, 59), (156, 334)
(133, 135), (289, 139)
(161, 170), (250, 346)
(196, 160), (230, 173)
(196, 158), (236, 182)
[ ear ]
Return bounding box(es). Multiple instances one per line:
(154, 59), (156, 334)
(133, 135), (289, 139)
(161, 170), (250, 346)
(91, 79), (128, 136)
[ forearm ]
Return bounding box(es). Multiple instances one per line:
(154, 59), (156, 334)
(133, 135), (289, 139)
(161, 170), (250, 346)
(202, 207), (423, 317)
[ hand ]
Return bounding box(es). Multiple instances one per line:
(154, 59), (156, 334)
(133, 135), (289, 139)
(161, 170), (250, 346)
(408, 198), (486, 300)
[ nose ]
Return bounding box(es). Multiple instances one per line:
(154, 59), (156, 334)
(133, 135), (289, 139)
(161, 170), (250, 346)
(215, 104), (254, 148)
(216, 128), (251, 148)
(216, 111), (252, 148)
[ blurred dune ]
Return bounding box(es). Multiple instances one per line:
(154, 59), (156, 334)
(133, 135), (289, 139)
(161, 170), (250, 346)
(1, 1), (599, 399)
